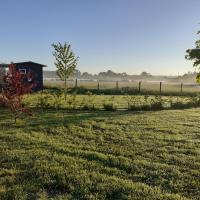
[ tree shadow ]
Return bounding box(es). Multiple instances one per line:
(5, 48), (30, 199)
(26, 109), (146, 131)
(0, 107), (146, 132)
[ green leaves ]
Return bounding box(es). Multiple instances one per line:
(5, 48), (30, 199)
(52, 42), (78, 81)
(185, 48), (200, 68)
(196, 72), (200, 83)
(185, 30), (200, 82)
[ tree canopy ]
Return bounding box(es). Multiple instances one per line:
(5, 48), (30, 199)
(52, 42), (78, 99)
(185, 31), (200, 82)
(52, 42), (78, 81)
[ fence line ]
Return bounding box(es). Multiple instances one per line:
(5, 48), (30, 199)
(44, 79), (200, 94)
(73, 80), (197, 93)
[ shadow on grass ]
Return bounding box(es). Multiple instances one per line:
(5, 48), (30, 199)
(26, 109), (133, 128)
(0, 107), (146, 133)
(1, 105), (197, 133)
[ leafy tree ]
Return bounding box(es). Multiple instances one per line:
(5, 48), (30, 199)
(52, 42), (78, 99)
(140, 72), (151, 77)
(82, 72), (92, 79)
(185, 30), (200, 83)
(0, 64), (35, 123)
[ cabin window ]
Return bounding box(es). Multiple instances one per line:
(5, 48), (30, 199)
(5, 67), (9, 73)
(19, 69), (27, 74)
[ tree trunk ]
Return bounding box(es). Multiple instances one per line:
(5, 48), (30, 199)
(64, 64), (67, 100)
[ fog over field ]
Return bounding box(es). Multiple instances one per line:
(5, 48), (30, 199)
(44, 69), (197, 83)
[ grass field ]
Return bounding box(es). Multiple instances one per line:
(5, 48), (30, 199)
(0, 107), (200, 199)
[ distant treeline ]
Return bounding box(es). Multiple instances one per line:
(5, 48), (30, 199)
(44, 69), (197, 83)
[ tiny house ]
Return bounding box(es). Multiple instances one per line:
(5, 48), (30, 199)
(0, 61), (46, 91)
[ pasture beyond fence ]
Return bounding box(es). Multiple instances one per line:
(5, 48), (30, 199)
(44, 79), (200, 95)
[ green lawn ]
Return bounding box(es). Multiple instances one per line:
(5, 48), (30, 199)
(0, 108), (200, 199)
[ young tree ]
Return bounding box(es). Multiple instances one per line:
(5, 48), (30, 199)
(0, 67), (5, 86)
(0, 64), (35, 123)
(185, 30), (200, 82)
(52, 42), (78, 99)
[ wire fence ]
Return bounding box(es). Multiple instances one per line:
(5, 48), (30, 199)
(44, 79), (200, 94)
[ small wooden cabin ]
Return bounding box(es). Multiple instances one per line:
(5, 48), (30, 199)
(0, 61), (46, 91)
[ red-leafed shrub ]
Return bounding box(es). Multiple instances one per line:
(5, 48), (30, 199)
(0, 64), (35, 123)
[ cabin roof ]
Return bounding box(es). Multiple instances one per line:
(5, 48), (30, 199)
(0, 61), (47, 68)
(14, 61), (47, 67)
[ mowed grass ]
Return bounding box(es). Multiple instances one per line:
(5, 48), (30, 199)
(0, 108), (200, 199)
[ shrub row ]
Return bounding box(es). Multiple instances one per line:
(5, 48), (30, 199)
(21, 91), (200, 112)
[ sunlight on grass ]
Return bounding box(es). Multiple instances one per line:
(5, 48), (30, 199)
(0, 107), (200, 199)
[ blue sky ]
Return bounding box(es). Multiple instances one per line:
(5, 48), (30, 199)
(0, 0), (200, 75)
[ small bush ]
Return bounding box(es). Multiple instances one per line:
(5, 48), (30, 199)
(150, 96), (164, 110)
(103, 96), (117, 111)
(141, 104), (151, 110)
(125, 95), (138, 109)
(82, 104), (97, 111)
(141, 95), (151, 110)
(52, 90), (63, 109)
(103, 103), (117, 111)
(35, 94), (51, 109)
(66, 94), (77, 110)
(170, 101), (191, 109)
(150, 101), (163, 110)
(127, 103), (140, 111)
(80, 93), (97, 111)
(190, 96), (200, 107)
(168, 97), (191, 109)
(127, 95), (157, 111)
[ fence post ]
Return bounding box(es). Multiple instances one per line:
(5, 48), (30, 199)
(116, 81), (119, 90)
(160, 82), (162, 94)
(97, 80), (100, 91)
(75, 79), (78, 88)
(181, 82), (183, 93)
(139, 81), (141, 93)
